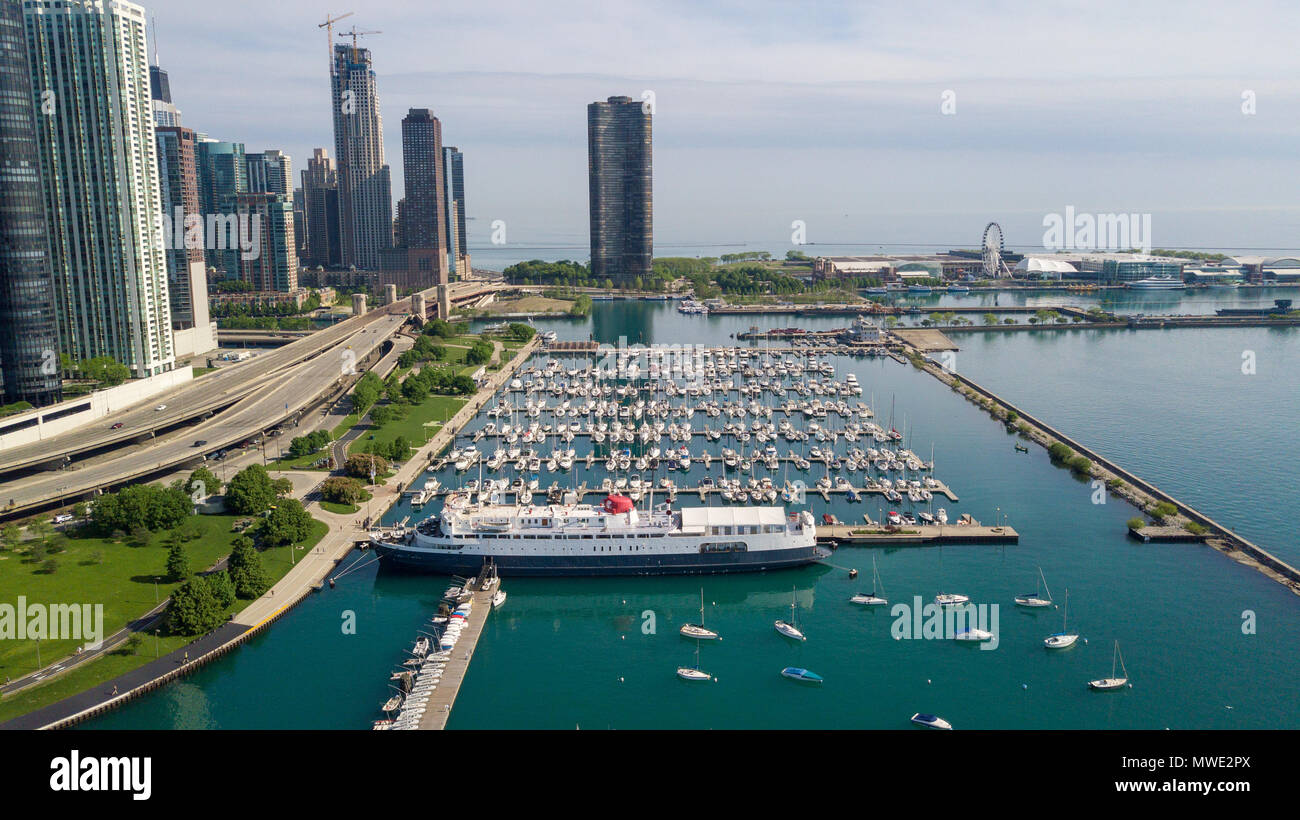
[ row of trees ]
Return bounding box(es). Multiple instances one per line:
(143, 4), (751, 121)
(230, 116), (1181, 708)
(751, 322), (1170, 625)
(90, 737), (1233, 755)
(287, 430), (331, 459)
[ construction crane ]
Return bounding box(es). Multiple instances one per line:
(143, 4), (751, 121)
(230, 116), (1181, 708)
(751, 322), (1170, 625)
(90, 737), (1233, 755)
(340, 25), (381, 63)
(318, 11), (354, 74)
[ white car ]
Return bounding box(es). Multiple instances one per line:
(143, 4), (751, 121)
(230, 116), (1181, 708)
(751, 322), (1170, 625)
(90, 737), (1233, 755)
(52, 514), (74, 524)
(155, 404), (167, 411)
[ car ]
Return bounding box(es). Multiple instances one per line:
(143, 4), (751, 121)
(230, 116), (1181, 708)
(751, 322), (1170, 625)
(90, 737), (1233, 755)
(155, 404), (167, 411)
(52, 513), (74, 524)
(110, 422), (124, 429)
(193, 439), (208, 447)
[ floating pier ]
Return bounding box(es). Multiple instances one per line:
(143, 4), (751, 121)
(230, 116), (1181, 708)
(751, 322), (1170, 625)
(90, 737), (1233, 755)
(819, 524), (1017, 546)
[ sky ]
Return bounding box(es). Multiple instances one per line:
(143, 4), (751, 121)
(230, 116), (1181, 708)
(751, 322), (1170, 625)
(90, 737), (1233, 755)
(147, 0), (1300, 256)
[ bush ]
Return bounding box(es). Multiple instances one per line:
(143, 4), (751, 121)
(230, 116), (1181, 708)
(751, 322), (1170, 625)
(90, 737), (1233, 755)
(1106, 478), (1125, 489)
(345, 453), (389, 481)
(1184, 521), (1208, 535)
(1065, 455), (1093, 475)
(1151, 501), (1178, 521)
(1046, 442), (1073, 462)
(1127, 517), (1147, 530)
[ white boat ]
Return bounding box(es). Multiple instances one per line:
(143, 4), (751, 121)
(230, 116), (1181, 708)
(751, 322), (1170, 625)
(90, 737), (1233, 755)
(372, 496), (820, 576)
(774, 586), (806, 641)
(780, 667), (823, 684)
(911, 713), (952, 730)
(1088, 641), (1131, 691)
(1128, 274), (1184, 290)
(676, 644), (713, 682)
(849, 555), (888, 606)
(935, 593), (969, 607)
(1044, 588), (1080, 649)
(953, 627), (994, 642)
(679, 588), (720, 640)
(1015, 567), (1053, 608)
(491, 590), (507, 608)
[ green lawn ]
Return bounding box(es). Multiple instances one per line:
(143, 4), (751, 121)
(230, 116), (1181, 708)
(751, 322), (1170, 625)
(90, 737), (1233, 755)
(348, 394), (467, 459)
(331, 412), (362, 439)
(0, 517), (327, 723)
(319, 500), (359, 515)
(274, 448), (334, 471)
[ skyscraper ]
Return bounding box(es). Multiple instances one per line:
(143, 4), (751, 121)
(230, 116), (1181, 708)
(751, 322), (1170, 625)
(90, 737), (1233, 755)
(234, 193), (298, 293)
(331, 43), (392, 270)
(0, 0), (60, 406)
(587, 95), (652, 285)
(301, 148), (341, 267)
(247, 149), (292, 196)
(24, 0), (174, 378)
(443, 146), (469, 278)
(196, 138), (246, 276)
(155, 125), (211, 341)
(380, 108), (447, 289)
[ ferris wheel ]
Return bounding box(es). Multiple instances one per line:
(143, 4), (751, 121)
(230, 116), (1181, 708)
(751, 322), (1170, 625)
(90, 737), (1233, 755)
(982, 222), (1007, 278)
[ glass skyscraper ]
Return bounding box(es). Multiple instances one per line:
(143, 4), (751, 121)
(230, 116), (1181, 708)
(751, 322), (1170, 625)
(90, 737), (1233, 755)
(0, 0), (59, 406)
(587, 95), (652, 285)
(331, 44), (393, 270)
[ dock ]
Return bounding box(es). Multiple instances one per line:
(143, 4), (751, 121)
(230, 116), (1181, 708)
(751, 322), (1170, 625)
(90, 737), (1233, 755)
(819, 524), (1018, 545)
(415, 586), (495, 730)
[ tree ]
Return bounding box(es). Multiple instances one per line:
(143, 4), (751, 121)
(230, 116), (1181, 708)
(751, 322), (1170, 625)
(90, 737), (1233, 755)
(228, 536), (271, 599)
(262, 498), (312, 547)
(205, 570), (237, 608)
(185, 467), (222, 498)
(76, 355), (131, 387)
(983, 313), (998, 326)
(165, 538), (190, 581)
(225, 464), (278, 515)
(345, 453), (389, 480)
(506, 323), (536, 342)
(166, 577), (225, 635)
(466, 339), (494, 366)
(0, 524), (20, 552)
(92, 483), (192, 534)
(320, 476), (365, 505)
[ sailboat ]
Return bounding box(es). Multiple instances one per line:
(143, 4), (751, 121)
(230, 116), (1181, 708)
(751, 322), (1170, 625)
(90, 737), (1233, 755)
(676, 642), (713, 682)
(1015, 567), (1053, 608)
(1088, 641), (1131, 690)
(850, 555), (888, 606)
(774, 587), (806, 641)
(680, 588), (720, 640)
(1044, 588), (1080, 649)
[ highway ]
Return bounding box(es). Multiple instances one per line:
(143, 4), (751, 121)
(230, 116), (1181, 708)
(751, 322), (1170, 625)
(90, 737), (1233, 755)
(0, 280), (503, 517)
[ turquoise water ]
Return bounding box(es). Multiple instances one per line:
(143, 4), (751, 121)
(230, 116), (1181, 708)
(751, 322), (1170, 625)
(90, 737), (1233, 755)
(86, 297), (1300, 730)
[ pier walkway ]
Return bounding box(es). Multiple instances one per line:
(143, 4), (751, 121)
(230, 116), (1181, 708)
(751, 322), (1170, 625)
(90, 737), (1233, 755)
(414, 586), (496, 730)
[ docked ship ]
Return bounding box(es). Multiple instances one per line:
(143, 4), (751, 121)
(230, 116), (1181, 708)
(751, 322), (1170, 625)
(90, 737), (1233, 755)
(1126, 274), (1185, 290)
(370, 493), (822, 576)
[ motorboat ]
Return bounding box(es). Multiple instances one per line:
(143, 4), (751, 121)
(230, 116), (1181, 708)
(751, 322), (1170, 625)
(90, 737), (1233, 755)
(910, 713), (952, 730)
(780, 667), (823, 684)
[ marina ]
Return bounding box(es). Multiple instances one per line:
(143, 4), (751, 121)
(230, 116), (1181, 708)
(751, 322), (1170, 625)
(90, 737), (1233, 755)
(79, 296), (1300, 731)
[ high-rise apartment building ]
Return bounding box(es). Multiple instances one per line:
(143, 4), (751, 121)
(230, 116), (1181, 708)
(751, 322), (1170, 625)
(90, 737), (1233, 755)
(380, 108), (447, 289)
(24, 0), (174, 378)
(247, 149), (292, 196)
(234, 193), (298, 293)
(155, 126), (209, 331)
(0, 0), (60, 406)
(196, 138), (246, 276)
(301, 148), (341, 267)
(587, 95), (652, 285)
(443, 146), (469, 277)
(331, 44), (392, 270)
